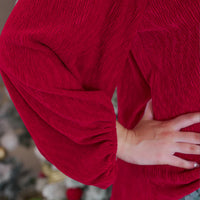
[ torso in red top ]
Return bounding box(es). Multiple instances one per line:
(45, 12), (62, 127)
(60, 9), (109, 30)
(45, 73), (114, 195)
(112, 1), (200, 199)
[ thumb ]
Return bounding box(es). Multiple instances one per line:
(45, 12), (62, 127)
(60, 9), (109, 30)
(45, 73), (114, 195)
(142, 99), (153, 120)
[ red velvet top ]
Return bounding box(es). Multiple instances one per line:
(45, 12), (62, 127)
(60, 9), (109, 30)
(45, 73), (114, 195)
(0, 0), (199, 199)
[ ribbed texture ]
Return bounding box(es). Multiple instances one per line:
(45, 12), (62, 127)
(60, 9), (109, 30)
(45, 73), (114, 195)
(0, 0), (147, 190)
(0, 0), (199, 199)
(111, 1), (200, 200)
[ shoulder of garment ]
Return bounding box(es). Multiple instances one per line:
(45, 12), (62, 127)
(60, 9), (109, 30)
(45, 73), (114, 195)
(0, 0), (148, 189)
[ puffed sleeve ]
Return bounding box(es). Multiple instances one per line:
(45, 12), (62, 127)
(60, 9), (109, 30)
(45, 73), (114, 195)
(0, 0), (120, 189)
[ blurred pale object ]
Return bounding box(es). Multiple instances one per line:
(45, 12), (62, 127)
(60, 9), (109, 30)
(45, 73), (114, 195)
(1, 130), (18, 151)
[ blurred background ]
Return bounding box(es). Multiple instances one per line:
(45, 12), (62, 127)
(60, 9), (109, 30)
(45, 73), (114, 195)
(0, 0), (199, 200)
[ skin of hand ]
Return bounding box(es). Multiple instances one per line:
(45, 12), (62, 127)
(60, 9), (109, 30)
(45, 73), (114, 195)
(116, 99), (200, 169)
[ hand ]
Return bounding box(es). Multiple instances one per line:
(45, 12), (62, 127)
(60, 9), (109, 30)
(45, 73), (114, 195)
(116, 99), (200, 169)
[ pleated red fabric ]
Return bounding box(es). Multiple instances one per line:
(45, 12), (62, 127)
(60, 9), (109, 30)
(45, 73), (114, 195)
(0, 0), (199, 199)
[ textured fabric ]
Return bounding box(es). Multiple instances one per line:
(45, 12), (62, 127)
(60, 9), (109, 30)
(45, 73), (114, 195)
(0, 0), (147, 190)
(0, 0), (199, 199)
(111, 1), (200, 200)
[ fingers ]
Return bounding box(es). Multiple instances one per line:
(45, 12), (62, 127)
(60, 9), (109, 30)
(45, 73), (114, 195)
(142, 99), (153, 121)
(172, 142), (200, 155)
(166, 155), (199, 169)
(167, 112), (200, 131)
(173, 131), (200, 144)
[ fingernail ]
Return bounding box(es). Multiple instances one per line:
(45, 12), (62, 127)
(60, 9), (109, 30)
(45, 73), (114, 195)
(194, 163), (200, 168)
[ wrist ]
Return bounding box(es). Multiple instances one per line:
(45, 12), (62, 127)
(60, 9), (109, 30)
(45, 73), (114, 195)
(116, 120), (128, 159)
